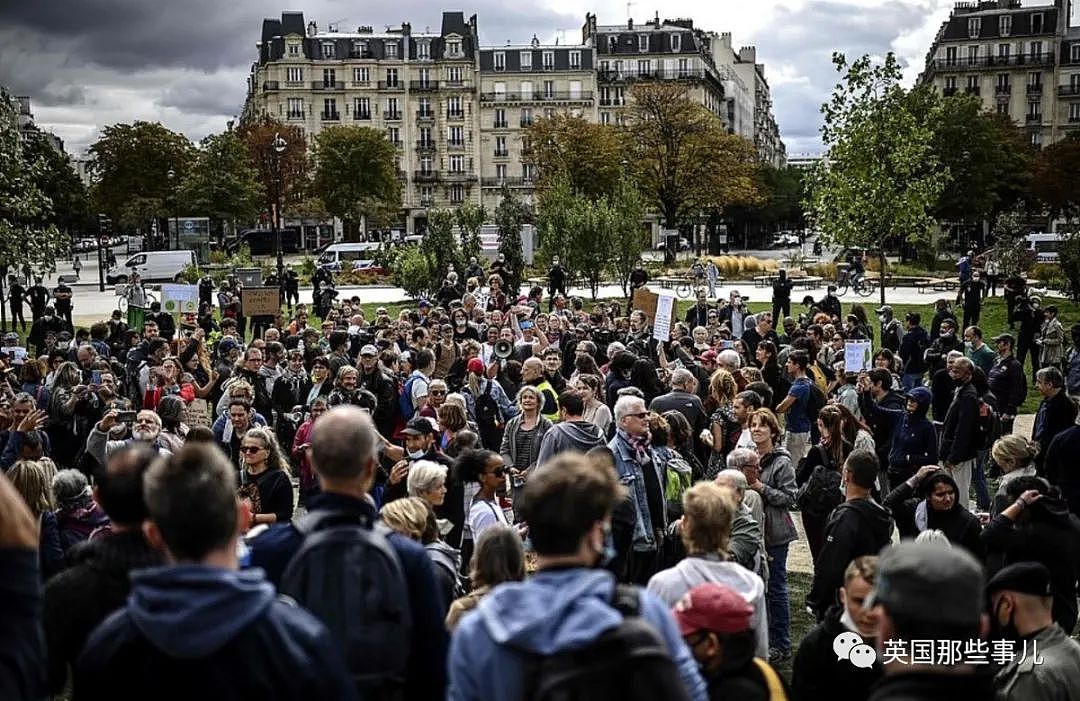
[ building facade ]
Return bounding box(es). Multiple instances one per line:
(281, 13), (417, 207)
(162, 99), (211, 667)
(244, 10), (786, 231)
(476, 38), (597, 209)
(919, 0), (1079, 149)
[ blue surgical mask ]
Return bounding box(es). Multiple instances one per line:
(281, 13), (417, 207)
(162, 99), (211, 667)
(407, 449), (425, 460)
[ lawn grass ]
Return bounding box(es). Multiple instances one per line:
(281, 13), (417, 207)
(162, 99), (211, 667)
(773, 570), (817, 681)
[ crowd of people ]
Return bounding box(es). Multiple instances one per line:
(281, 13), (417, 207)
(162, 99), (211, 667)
(1, 250), (1080, 701)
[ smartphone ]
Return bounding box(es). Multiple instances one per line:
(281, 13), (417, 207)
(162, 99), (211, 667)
(117, 410), (138, 424)
(520, 320), (534, 330)
(91, 370), (102, 385)
(720, 340), (735, 350)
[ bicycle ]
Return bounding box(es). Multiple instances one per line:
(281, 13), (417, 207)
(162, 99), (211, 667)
(675, 272), (707, 299)
(115, 283), (158, 313)
(834, 270), (877, 298)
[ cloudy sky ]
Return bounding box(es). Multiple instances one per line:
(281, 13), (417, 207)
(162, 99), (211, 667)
(0, 0), (985, 157)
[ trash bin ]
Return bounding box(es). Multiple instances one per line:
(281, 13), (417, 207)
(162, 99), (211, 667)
(234, 267), (262, 287)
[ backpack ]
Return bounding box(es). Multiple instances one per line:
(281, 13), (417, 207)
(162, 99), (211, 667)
(796, 458), (844, 518)
(519, 583), (690, 701)
(399, 373), (421, 422)
(806, 380), (826, 424)
(975, 398), (1002, 451)
(474, 380), (504, 450)
(279, 510), (412, 696)
(663, 453), (694, 510)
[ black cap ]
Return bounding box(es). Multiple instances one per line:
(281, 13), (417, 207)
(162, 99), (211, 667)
(992, 332), (1015, 346)
(986, 562), (1053, 598)
(866, 542), (984, 627)
(401, 416), (438, 437)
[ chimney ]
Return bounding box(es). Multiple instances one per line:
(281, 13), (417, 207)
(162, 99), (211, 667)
(307, 20), (317, 36)
(628, 17), (634, 29)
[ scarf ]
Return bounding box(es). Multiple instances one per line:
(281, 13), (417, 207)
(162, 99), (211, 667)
(914, 500), (929, 532)
(619, 428), (652, 465)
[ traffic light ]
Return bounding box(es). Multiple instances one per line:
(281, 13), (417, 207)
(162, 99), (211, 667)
(97, 213), (112, 237)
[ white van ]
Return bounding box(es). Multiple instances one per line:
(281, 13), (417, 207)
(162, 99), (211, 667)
(106, 250), (197, 284)
(1026, 233), (1061, 263)
(316, 243), (382, 272)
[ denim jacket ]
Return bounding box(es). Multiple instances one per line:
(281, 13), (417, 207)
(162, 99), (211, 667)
(608, 433), (666, 552)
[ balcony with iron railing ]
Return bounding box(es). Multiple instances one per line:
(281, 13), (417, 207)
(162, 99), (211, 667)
(481, 176), (532, 187)
(321, 111), (341, 121)
(1027, 83), (1043, 94)
(493, 119), (508, 129)
(446, 110), (465, 120)
(416, 109), (436, 120)
(416, 140), (437, 151)
(414, 170), (439, 181)
(286, 111), (305, 120)
(443, 170), (471, 181)
(928, 53), (1056, 71)
(995, 84), (1011, 95)
(1059, 85), (1080, 98)
(385, 111), (402, 121)
(479, 90), (594, 103)
(312, 81), (345, 90)
(1026, 113), (1043, 124)
(378, 80), (404, 90)
(598, 67), (709, 82)
(410, 81), (439, 91)
(446, 139), (466, 150)
(419, 198), (435, 207)
(520, 117), (533, 128)
(353, 112), (372, 121)
(493, 149), (509, 157)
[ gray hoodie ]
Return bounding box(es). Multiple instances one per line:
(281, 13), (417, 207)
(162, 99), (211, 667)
(759, 446), (798, 548)
(647, 554), (768, 659)
(534, 420), (606, 471)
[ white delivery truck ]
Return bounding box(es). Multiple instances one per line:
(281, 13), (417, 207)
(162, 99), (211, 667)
(106, 250), (197, 284)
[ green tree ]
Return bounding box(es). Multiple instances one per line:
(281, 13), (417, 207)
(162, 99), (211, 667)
(455, 200), (487, 263)
(626, 81), (761, 233)
(810, 52), (949, 306)
(312, 125), (401, 238)
(87, 121), (194, 233)
(988, 207), (1036, 279)
(1030, 134), (1080, 221)
(566, 196), (609, 299)
(389, 244), (435, 300)
(21, 128), (90, 238)
(179, 130), (264, 241)
(526, 114), (625, 199)
(535, 175), (577, 271)
(422, 208), (463, 283)
(1057, 228), (1080, 302)
(605, 178), (649, 297)
(494, 185), (529, 294)
(238, 115), (309, 232)
(0, 93), (70, 285)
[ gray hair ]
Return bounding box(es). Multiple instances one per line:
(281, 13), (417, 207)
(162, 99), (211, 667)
(914, 529), (951, 547)
(726, 448), (760, 471)
(715, 469), (748, 498)
(670, 368), (696, 389)
(1036, 366), (1064, 389)
(407, 460), (449, 497)
(52, 468), (90, 505)
(614, 394), (646, 422)
(946, 350), (964, 362)
(606, 341), (626, 360)
(718, 349), (742, 369)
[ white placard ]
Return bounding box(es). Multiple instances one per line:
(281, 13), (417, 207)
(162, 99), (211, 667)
(844, 340), (873, 373)
(652, 293), (676, 342)
(160, 284), (199, 315)
(2, 346), (27, 365)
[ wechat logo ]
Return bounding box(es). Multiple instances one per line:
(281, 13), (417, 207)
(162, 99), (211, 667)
(833, 631), (877, 669)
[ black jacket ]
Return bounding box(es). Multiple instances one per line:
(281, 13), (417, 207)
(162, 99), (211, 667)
(1046, 425), (1080, 516)
(74, 565), (358, 701)
(929, 308), (958, 341)
(981, 496), (1080, 633)
(924, 332), (962, 375)
(883, 476), (983, 559)
(358, 367), (401, 438)
(793, 605), (883, 701)
(684, 303), (714, 329)
(0, 550), (45, 701)
(1034, 391), (1078, 471)
(987, 355), (1027, 417)
(940, 381), (979, 464)
(859, 389), (906, 469)
(807, 498), (894, 618)
(869, 671), (997, 701)
(43, 530), (162, 694)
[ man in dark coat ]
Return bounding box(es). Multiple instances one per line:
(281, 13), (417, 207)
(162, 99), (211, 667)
(771, 270), (794, 328)
(940, 357), (980, 510)
(1033, 366), (1078, 475)
(987, 333), (1027, 435)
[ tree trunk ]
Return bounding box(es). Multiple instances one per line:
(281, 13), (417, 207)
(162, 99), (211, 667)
(879, 251), (887, 308)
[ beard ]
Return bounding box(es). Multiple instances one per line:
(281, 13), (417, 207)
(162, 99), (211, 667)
(132, 429), (157, 442)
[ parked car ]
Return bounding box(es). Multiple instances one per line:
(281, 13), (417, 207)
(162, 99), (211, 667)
(771, 231), (800, 248)
(316, 243), (382, 272)
(225, 228), (303, 256)
(656, 236), (691, 251)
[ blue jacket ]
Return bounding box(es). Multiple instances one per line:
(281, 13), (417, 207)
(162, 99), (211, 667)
(608, 432), (664, 552)
(1067, 348), (1080, 396)
(861, 386), (938, 478)
(74, 565), (357, 701)
(447, 568), (707, 701)
(246, 492), (449, 701)
(1, 429), (53, 470)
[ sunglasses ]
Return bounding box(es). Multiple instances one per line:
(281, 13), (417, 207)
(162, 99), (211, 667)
(239, 445), (264, 454)
(430, 390), (447, 396)
(488, 467), (507, 478)
(628, 411), (648, 419)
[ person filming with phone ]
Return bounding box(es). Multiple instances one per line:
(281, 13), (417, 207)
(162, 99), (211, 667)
(86, 408), (172, 467)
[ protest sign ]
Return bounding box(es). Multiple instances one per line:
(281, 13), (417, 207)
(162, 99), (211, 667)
(632, 287), (659, 323)
(844, 340), (873, 373)
(652, 293), (676, 342)
(160, 284), (199, 315)
(242, 288), (280, 316)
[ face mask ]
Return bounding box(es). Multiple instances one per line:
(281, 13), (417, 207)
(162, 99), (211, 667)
(596, 522), (616, 568)
(964, 341), (973, 349)
(407, 449), (425, 460)
(878, 315), (887, 323)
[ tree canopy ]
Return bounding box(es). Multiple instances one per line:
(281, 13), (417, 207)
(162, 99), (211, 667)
(311, 125), (401, 236)
(179, 130), (264, 237)
(237, 115), (309, 228)
(526, 114), (625, 199)
(1030, 133), (1080, 220)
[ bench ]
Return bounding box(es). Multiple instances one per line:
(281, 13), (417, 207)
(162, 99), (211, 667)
(57, 275), (80, 285)
(793, 276), (824, 290)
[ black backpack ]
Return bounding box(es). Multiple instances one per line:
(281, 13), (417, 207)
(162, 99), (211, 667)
(280, 510), (412, 696)
(796, 452), (844, 518)
(975, 398), (1003, 450)
(474, 380), (504, 450)
(518, 583), (690, 701)
(806, 379), (826, 423)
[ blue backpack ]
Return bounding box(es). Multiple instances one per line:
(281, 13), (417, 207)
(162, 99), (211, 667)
(399, 373), (421, 422)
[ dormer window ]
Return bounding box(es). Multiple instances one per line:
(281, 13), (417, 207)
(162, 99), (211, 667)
(494, 51), (506, 71)
(446, 38), (462, 57)
(417, 41), (431, 60)
(638, 34), (648, 52)
(288, 42), (300, 56)
(385, 41), (398, 59)
(569, 50), (581, 69)
(671, 34), (681, 52)
(968, 17), (981, 39)
(321, 41), (336, 59)
(1032, 13), (1044, 34)
(999, 15), (1011, 37)
(542, 51), (555, 71)
(520, 51), (532, 70)
(608, 36), (618, 53)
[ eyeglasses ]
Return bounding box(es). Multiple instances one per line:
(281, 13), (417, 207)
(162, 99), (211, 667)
(628, 412), (648, 419)
(239, 445), (264, 454)
(487, 467), (507, 478)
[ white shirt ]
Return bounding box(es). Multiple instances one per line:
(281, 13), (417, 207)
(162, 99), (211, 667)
(468, 498), (508, 541)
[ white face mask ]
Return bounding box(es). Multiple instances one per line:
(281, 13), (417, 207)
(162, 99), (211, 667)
(407, 449), (425, 460)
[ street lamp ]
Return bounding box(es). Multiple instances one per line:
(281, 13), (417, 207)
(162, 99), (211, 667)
(167, 168), (178, 251)
(272, 133), (287, 279)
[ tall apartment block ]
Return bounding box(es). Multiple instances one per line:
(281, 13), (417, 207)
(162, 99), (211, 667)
(244, 10), (786, 232)
(919, 0), (1079, 149)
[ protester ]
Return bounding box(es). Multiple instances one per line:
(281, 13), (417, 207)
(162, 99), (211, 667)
(883, 465), (983, 556)
(445, 524), (525, 631)
(73, 443), (358, 700)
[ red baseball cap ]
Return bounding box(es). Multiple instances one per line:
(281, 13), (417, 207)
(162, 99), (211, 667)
(672, 583), (753, 636)
(467, 358), (486, 374)
(696, 349), (718, 363)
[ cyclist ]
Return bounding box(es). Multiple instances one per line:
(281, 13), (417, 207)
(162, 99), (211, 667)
(847, 249), (866, 290)
(125, 273), (147, 309)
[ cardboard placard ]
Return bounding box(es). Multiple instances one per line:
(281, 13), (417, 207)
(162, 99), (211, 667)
(1, 347), (27, 365)
(632, 287), (659, 323)
(241, 288), (280, 317)
(185, 398), (211, 429)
